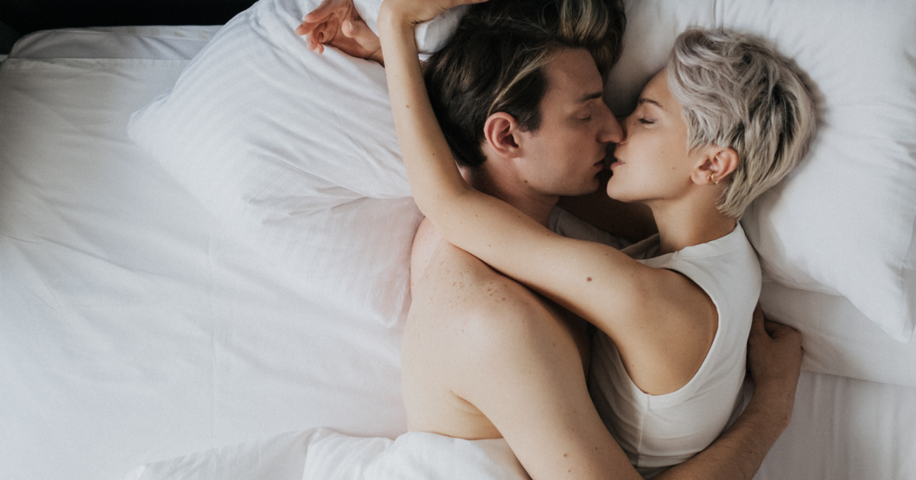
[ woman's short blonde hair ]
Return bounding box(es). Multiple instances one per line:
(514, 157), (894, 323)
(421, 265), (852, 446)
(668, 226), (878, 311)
(667, 29), (817, 218)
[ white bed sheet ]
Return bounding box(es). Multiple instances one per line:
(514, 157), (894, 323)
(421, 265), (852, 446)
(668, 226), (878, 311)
(1, 26), (914, 480)
(123, 372), (916, 480)
(0, 27), (408, 480)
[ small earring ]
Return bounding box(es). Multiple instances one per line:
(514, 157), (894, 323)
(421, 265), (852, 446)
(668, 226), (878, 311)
(708, 173), (719, 186)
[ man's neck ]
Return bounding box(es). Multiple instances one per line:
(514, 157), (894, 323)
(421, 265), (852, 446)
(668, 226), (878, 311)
(462, 167), (557, 227)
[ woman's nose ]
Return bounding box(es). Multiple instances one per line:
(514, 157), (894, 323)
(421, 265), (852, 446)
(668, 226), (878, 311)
(610, 114), (629, 145)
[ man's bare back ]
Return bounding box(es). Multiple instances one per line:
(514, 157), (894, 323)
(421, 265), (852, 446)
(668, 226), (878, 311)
(403, 217), (591, 441)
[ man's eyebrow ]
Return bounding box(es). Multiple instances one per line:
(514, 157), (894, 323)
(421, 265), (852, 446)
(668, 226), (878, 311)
(638, 97), (666, 110)
(577, 91), (604, 103)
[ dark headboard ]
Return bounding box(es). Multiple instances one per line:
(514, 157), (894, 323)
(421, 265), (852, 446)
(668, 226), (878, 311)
(0, 0), (257, 35)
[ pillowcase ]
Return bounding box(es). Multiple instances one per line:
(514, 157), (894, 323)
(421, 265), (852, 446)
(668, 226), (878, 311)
(128, 0), (437, 327)
(603, 0), (916, 342)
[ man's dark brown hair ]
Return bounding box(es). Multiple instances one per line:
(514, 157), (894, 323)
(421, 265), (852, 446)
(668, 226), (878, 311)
(423, 0), (626, 167)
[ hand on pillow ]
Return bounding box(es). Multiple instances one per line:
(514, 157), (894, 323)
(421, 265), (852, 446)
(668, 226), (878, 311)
(296, 0), (383, 64)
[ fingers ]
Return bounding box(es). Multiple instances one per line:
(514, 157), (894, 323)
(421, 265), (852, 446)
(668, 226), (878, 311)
(303, 0), (346, 22)
(764, 319), (793, 339)
(341, 18), (379, 46)
(296, 21), (316, 36)
(295, 21), (311, 36)
(302, 19), (337, 53)
(304, 31), (321, 53)
(767, 321), (802, 344)
(753, 305), (797, 340)
(298, 0), (349, 36)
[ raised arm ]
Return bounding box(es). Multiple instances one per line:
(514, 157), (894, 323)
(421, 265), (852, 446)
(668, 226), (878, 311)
(378, 0), (478, 211)
(377, 0), (671, 347)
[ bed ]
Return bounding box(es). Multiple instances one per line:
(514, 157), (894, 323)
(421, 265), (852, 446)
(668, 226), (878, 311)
(1, 0), (914, 479)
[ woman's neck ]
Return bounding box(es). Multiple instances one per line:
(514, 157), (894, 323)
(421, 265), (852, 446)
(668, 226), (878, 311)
(650, 200), (737, 255)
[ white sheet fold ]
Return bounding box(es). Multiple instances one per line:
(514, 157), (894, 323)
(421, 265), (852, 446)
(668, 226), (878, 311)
(126, 429), (531, 480)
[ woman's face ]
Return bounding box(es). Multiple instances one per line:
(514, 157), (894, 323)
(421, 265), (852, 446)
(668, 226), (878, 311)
(606, 69), (697, 205)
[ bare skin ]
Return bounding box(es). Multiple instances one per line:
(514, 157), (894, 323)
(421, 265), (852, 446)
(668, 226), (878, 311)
(379, 0), (788, 477)
(405, 218), (592, 440)
(405, 216), (802, 480)
(295, 0), (382, 63)
(298, 1), (805, 478)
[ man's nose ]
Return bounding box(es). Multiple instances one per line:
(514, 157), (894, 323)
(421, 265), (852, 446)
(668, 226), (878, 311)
(600, 111), (624, 144)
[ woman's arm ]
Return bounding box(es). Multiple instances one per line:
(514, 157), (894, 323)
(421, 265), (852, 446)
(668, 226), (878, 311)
(378, 0), (477, 212)
(378, 0), (641, 320)
(378, 0), (696, 368)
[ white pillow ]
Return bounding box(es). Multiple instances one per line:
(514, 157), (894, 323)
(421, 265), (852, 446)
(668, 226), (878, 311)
(604, 0), (916, 342)
(130, 0), (916, 346)
(129, 0), (409, 202)
(128, 0), (458, 207)
(128, 0), (434, 327)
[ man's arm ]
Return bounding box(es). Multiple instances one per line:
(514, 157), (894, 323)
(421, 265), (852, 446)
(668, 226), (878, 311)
(449, 276), (643, 480)
(457, 285), (800, 480)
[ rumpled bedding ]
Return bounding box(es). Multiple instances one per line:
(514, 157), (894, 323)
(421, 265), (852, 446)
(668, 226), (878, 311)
(126, 429), (530, 480)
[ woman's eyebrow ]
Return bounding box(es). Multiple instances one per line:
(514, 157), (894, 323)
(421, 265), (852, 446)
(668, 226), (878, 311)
(638, 97), (666, 110)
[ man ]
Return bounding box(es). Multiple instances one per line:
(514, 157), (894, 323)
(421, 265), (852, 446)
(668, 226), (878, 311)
(298, 1), (803, 478)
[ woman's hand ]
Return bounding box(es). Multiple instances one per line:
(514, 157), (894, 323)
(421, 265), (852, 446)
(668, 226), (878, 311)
(295, 0), (383, 64)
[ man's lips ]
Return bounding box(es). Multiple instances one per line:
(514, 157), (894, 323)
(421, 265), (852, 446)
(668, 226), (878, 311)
(591, 156), (607, 172)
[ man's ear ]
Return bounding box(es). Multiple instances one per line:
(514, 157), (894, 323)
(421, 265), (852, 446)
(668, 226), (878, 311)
(692, 146), (738, 185)
(483, 112), (523, 160)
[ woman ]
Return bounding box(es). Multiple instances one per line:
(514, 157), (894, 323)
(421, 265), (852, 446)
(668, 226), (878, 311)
(373, 0), (816, 476)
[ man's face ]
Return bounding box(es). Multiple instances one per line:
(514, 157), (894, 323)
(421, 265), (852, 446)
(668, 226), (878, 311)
(515, 48), (623, 197)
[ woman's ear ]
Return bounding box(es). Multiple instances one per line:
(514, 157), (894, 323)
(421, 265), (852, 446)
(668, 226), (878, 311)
(693, 147), (738, 186)
(483, 112), (523, 160)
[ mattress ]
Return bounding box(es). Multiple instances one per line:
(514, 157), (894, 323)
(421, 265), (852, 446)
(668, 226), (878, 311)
(0, 24), (914, 480)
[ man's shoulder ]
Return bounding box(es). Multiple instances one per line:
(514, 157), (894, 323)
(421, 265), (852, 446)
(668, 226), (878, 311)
(412, 218), (500, 281)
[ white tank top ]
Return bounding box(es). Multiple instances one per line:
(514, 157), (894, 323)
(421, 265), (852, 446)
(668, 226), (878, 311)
(586, 224), (760, 477)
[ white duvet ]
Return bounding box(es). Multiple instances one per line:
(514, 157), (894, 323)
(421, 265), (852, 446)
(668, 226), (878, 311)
(126, 429), (529, 480)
